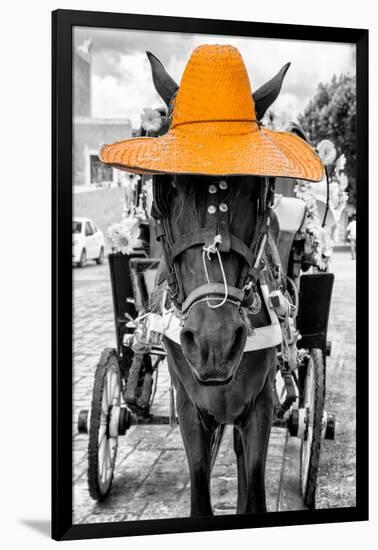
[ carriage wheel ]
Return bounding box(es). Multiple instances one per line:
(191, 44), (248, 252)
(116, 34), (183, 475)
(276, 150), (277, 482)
(88, 348), (122, 501)
(300, 348), (325, 508)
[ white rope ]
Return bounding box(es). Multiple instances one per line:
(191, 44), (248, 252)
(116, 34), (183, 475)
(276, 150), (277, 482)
(203, 234), (222, 260)
(285, 275), (299, 320)
(202, 234), (228, 309)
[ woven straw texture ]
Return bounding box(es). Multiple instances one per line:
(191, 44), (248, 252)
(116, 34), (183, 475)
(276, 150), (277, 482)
(100, 45), (324, 182)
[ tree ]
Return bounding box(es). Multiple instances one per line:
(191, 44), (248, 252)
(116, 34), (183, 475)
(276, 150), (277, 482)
(298, 74), (356, 206)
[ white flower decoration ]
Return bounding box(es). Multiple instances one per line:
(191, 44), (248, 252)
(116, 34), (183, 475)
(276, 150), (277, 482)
(141, 108), (163, 132)
(294, 181), (330, 270)
(107, 219), (139, 255)
(317, 139), (337, 166)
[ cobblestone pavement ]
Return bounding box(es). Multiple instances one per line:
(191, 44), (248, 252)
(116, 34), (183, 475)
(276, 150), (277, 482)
(72, 250), (356, 524)
(316, 251), (356, 509)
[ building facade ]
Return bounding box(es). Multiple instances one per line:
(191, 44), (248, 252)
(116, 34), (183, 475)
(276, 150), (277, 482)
(73, 41), (132, 188)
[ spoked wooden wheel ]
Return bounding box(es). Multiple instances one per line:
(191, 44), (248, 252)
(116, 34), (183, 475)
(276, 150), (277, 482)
(88, 348), (122, 501)
(300, 348), (325, 508)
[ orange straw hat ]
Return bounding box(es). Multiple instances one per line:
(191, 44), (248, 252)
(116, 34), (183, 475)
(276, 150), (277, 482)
(99, 45), (324, 181)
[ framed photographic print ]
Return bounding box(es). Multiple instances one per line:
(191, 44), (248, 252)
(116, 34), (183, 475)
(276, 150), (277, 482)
(52, 9), (368, 541)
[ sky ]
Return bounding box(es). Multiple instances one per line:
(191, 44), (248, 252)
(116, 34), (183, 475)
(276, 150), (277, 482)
(74, 27), (356, 129)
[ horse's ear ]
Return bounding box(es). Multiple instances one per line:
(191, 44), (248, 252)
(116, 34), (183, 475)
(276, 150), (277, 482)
(285, 121), (309, 142)
(253, 62), (291, 121)
(146, 51), (179, 107)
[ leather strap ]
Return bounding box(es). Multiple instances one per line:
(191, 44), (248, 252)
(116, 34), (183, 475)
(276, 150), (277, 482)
(169, 228), (253, 266)
(169, 228), (212, 261)
(237, 179), (272, 289)
(181, 283), (245, 314)
(218, 184), (231, 252)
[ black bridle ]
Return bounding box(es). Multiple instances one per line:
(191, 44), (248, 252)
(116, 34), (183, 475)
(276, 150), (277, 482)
(151, 175), (274, 316)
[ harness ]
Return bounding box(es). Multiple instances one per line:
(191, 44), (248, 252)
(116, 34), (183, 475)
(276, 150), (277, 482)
(151, 175), (275, 318)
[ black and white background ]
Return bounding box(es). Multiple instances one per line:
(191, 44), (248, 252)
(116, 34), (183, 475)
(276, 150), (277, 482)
(71, 23), (356, 523)
(0, 1), (375, 549)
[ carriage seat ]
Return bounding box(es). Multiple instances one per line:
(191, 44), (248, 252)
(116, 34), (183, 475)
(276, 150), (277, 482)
(272, 195), (307, 274)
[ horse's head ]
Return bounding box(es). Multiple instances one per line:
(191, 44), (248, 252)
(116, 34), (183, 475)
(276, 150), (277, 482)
(167, 175), (264, 385)
(147, 50), (291, 385)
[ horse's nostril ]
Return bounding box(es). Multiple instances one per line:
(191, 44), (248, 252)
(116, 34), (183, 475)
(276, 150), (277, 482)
(181, 328), (194, 346)
(181, 328), (208, 361)
(181, 328), (197, 355)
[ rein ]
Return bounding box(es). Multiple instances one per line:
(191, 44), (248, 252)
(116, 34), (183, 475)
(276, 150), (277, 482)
(151, 175), (274, 317)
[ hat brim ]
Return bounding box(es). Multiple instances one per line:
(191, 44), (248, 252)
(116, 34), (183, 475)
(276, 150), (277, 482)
(99, 127), (324, 182)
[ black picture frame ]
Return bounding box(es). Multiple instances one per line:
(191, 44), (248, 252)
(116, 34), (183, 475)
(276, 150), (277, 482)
(52, 9), (369, 541)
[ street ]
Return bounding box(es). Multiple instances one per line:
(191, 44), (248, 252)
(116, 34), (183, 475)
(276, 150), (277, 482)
(72, 250), (356, 523)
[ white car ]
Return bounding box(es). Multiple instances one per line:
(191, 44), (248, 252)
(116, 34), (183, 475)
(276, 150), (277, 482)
(72, 217), (105, 267)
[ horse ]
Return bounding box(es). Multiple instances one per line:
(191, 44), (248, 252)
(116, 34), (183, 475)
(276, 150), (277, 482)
(145, 52), (291, 516)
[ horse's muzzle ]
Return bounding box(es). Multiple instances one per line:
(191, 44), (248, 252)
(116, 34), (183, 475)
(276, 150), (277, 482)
(180, 304), (247, 385)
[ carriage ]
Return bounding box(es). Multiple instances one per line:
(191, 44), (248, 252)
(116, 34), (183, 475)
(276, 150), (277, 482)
(77, 192), (336, 510)
(77, 44), (337, 514)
